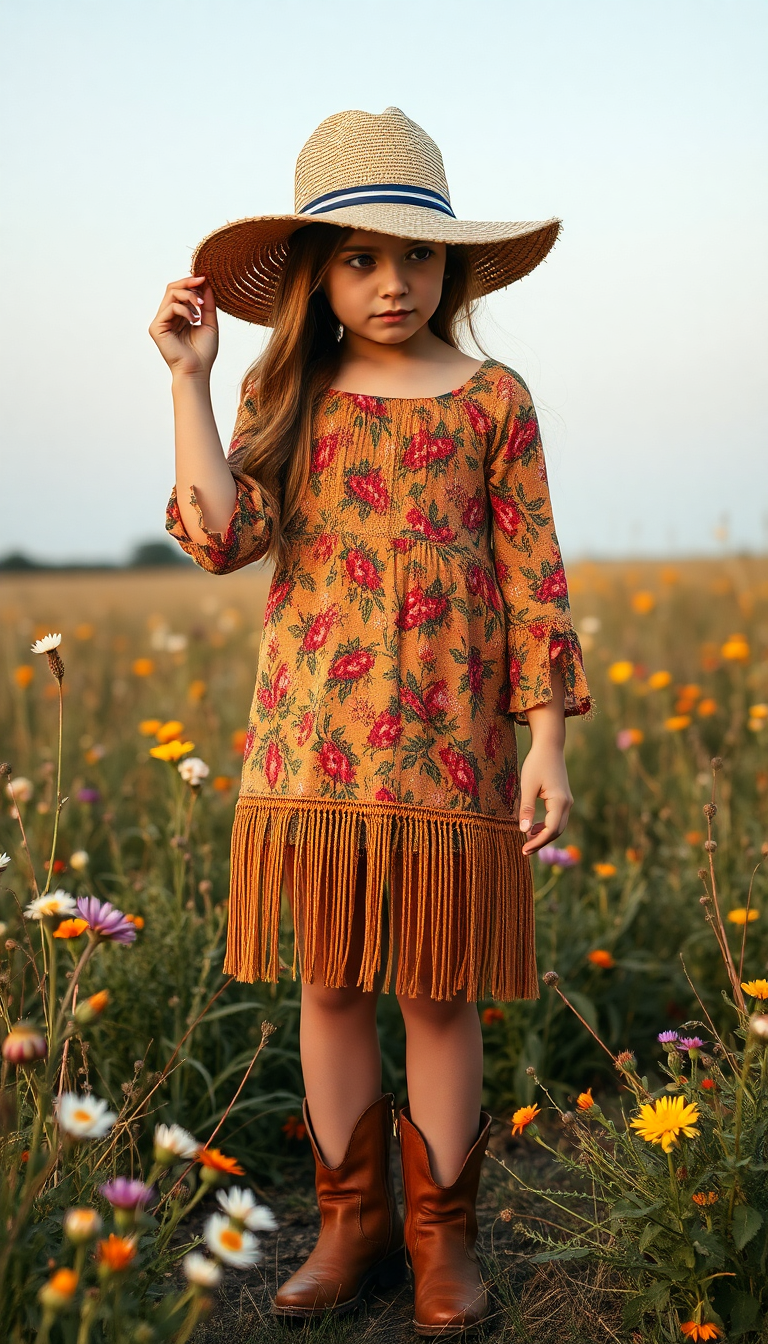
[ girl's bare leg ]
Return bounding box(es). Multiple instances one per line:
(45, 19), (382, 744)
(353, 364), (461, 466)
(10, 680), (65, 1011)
(397, 993), (483, 1186)
(284, 845), (383, 1167)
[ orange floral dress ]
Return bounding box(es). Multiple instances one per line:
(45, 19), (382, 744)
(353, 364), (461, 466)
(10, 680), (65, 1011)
(166, 358), (591, 1001)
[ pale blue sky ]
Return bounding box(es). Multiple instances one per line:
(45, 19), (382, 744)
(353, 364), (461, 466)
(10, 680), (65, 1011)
(2, 0), (766, 562)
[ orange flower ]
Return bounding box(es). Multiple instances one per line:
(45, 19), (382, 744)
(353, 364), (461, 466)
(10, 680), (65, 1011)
(231, 729), (249, 754)
(680, 1322), (722, 1341)
(155, 720), (184, 744)
(125, 914), (145, 929)
(665, 715), (691, 732)
(692, 1191), (719, 1206)
(625, 847), (642, 863)
(131, 658), (155, 677)
(54, 918), (89, 939)
(39, 1266), (79, 1309)
(197, 1146), (245, 1175)
(150, 740), (194, 762)
(74, 623), (94, 640)
(576, 1089), (594, 1111)
(697, 698), (717, 717)
(727, 908), (759, 926)
(87, 991), (109, 1014)
(588, 949), (616, 969)
(648, 669), (672, 690)
(282, 1115), (307, 1141)
(700, 1078), (716, 1091)
(631, 591), (655, 614)
(608, 660), (634, 684)
(13, 665), (34, 689)
(593, 862), (617, 878)
(685, 831), (703, 845)
(212, 775), (235, 792)
(97, 1233), (137, 1272)
(511, 1104), (541, 1137)
(188, 680), (207, 703)
(482, 1007), (505, 1026)
(138, 719), (162, 736)
(721, 634), (749, 663)
(564, 844), (582, 863)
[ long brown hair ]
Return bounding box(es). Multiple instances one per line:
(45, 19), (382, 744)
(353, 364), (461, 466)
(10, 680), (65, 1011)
(238, 223), (482, 567)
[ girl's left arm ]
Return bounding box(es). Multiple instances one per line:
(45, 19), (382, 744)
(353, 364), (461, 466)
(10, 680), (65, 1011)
(484, 370), (592, 853)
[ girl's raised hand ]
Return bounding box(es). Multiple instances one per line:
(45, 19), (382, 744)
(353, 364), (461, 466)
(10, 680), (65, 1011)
(148, 276), (218, 378)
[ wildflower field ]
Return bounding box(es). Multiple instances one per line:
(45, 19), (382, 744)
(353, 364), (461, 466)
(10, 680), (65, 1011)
(1, 554), (767, 1343)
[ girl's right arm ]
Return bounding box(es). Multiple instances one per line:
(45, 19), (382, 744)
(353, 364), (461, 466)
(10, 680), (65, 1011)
(148, 276), (236, 545)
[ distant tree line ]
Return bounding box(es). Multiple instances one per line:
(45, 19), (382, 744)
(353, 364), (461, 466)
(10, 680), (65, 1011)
(0, 540), (192, 571)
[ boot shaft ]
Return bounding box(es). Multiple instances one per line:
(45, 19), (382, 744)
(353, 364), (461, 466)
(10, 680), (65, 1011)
(303, 1092), (401, 1248)
(398, 1107), (492, 1249)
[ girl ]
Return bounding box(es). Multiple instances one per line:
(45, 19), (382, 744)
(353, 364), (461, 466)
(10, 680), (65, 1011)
(150, 107), (591, 1336)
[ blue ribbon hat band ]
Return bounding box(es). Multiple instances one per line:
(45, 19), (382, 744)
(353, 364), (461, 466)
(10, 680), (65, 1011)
(299, 182), (456, 218)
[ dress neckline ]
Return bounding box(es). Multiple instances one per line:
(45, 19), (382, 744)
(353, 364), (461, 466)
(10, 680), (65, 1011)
(327, 358), (495, 404)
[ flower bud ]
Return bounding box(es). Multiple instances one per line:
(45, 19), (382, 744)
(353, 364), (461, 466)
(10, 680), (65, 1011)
(74, 991), (109, 1026)
(2, 1023), (47, 1064)
(39, 1268), (78, 1311)
(748, 1014), (768, 1043)
(64, 1207), (102, 1244)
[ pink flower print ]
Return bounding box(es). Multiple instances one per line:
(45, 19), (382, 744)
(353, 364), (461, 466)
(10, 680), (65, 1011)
(402, 429), (456, 470)
(296, 710), (314, 746)
(264, 740), (283, 790)
(501, 767), (518, 807)
(243, 726), (256, 760)
(319, 740), (355, 784)
(418, 645), (436, 668)
(535, 567), (568, 603)
(392, 537), (415, 553)
(346, 466), (390, 513)
(467, 648), (485, 696)
(348, 393), (388, 417)
(508, 656), (523, 691)
(264, 578), (293, 624)
(461, 493), (486, 532)
(311, 430), (346, 473)
(484, 724), (501, 761)
(439, 745), (479, 798)
(423, 679), (449, 718)
(301, 605), (339, 652)
(399, 685), (429, 722)
(463, 398), (494, 436)
(396, 584), (449, 631)
(503, 416), (538, 463)
(328, 649), (375, 682)
(376, 786), (397, 803)
(367, 711), (403, 749)
(497, 373), (519, 402)
(345, 550), (382, 590)
(405, 505), (456, 545)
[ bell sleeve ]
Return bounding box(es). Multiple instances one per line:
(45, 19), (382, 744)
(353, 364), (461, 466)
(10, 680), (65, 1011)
(485, 371), (591, 724)
(164, 381), (275, 575)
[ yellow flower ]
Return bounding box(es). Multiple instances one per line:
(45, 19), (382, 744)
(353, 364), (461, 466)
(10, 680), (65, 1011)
(511, 1104), (540, 1137)
(138, 718), (162, 736)
(132, 658), (155, 677)
(593, 862), (617, 878)
(125, 913), (145, 929)
(629, 1095), (700, 1152)
(576, 1089), (594, 1111)
(741, 979), (768, 1000)
(664, 715), (691, 732)
(631, 590), (655, 614)
(188, 680), (207, 702)
(697, 698), (718, 717)
(608, 660), (634, 684)
(13, 665), (34, 689)
(749, 704), (768, 720)
(150, 740), (195, 762)
(721, 634), (749, 662)
(156, 719), (185, 744)
(647, 670), (672, 690)
(748, 717), (765, 733)
(727, 908), (759, 925)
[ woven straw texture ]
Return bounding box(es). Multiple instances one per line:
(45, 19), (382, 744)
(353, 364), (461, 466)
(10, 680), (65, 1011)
(192, 107), (562, 326)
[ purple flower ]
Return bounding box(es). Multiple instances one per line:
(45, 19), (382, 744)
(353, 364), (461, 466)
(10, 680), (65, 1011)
(657, 1030), (679, 1045)
(538, 846), (578, 868)
(77, 788), (101, 805)
(76, 896), (136, 944)
(99, 1177), (154, 1210)
(677, 1036), (705, 1052)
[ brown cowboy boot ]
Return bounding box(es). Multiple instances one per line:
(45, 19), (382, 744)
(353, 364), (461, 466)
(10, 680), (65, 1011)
(399, 1105), (492, 1336)
(271, 1093), (405, 1318)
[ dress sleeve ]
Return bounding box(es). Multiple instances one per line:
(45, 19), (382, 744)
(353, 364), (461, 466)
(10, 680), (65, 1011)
(485, 370), (591, 723)
(164, 381), (275, 575)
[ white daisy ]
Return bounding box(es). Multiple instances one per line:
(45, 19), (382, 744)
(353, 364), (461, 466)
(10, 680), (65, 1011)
(24, 890), (78, 921)
(216, 1186), (277, 1232)
(183, 1252), (222, 1288)
(5, 777), (33, 803)
(0, 853), (10, 872)
(30, 633), (62, 654)
(56, 1091), (117, 1139)
(204, 1212), (261, 1268)
(153, 1121), (200, 1164)
(178, 757), (210, 787)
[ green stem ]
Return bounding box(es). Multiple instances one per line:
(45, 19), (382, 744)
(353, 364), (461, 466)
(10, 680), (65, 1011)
(727, 1043), (753, 1228)
(34, 1309), (54, 1344)
(54, 937), (98, 1038)
(667, 1150), (683, 1233)
(41, 682), (65, 899)
(76, 1292), (97, 1344)
(173, 1295), (204, 1344)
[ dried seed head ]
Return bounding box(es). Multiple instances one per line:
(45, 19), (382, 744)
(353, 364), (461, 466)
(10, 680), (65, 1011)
(704, 840), (717, 853)
(499, 1208), (513, 1222)
(525, 1065), (536, 1077)
(698, 869), (709, 882)
(0, 763), (12, 777)
(703, 802), (717, 819)
(675, 1165), (688, 1182)
(761, 842), (768, 859)
(711, 757), (723, 771)
(561, 1111), (576, 1125)
(543, 970), (560, 987)
(46, 649), (65, 683)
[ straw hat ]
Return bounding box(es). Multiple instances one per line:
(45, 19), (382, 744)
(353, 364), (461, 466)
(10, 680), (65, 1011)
(193, 106), (561, 327)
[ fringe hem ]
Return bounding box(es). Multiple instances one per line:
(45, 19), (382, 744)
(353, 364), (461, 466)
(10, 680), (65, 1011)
(224, 795), (539, 1003)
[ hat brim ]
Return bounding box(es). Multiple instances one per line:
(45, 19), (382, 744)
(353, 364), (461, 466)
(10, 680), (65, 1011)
(191, 205), (561, 327)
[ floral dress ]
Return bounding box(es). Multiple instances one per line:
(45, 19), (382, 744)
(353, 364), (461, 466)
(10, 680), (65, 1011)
(166, 358), (591, 1001)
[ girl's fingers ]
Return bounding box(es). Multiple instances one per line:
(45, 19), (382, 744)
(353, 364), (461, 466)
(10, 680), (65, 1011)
(521, 798), (570, 854)
(166, 275), (206, 293)
(157, 301), (202, 329)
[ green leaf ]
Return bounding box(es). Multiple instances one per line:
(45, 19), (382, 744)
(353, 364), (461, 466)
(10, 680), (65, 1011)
(638, 1221), (661, 1251)
(731, 1203), (763, 1250)
(611, 1198), (664, 1220)
(728, 1291), (761, 1337)
(530, 1245), (591, 1263)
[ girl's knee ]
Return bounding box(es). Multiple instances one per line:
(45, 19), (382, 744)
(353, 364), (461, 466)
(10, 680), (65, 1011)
(301, 978), (376, 1016)
(396, 990), (477, 1026)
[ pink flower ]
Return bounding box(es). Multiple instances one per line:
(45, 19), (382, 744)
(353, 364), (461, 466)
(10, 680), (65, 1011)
(348, 394), (387, 417)
(312, 532), (337, 562)
(319, 740), (355, 784)
(264, 579), (293, 624)
(264, 741), (283, 790)
(405, 506), (456, 545)
(301, 607), (338, 652)
(76, 897), (136, 944)
(311, 431), (346, 473)
(402, 430), (456, 470)
(439, 746), (479, 797)
(461, 494), (486, 531)
(467, 648), (485, 696)
(491, 494), (522, 540)
(463, 399), (494, 435)
(503, 416), (538, 462)
(345, 467), (390, 513)
(367, 712), (403, 749)
(467, 565), (501, 612)
(345, 550), (382, 590)
(534, 567), (568, 603)
(328, 650), (375, 681)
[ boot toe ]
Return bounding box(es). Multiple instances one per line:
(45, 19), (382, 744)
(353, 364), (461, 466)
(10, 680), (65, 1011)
(273, 1270), (347, 1312)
